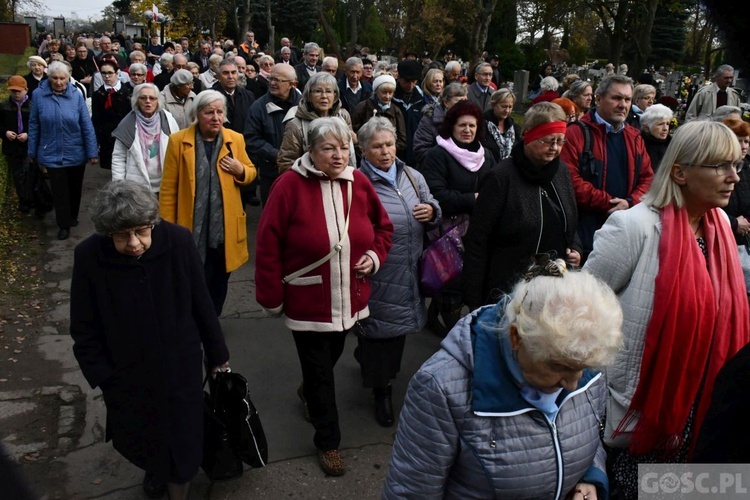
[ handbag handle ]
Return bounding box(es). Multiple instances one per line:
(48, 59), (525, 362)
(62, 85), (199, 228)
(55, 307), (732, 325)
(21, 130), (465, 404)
(402, 166), (423, 203)
(282, 183), (353, 284)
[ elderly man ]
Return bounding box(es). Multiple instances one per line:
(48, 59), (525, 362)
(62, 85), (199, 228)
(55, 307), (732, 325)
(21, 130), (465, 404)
(467, 61), (494, 112)
(685, 64), (742, 121)
(191, 41), (212, 73)
(338, 56), (372, 114)
(275, 38), (298, 64)
(98, 36), (126, 69)
(212, 59), (255, 133)
(444, 60), (462, 84)
(244, 63), (301, 206)
(160, 69), (196, 130)
(238, 31), (259, 60)
(199, 53), (223, 90)
(294, 42), (321, 91)
(392, 59), (426, 166)
(321, 56), (343, 79)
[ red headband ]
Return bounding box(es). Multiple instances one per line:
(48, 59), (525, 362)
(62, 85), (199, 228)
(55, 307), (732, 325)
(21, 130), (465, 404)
(524, 121), (567, 144)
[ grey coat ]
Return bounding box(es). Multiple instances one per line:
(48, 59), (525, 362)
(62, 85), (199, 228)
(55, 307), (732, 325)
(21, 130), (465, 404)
(359, 159), (442, 338)
(383, 304), (609, 499)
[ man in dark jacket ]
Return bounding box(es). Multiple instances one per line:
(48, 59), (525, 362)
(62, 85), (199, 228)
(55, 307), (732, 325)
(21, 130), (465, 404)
(294, 42), (321, 92)
(191, 41), (212, 73)
(392, 59), (426, 166)
(244, 63), (301, 206)
(212, 59), (255, 134)
(560, 74), (654, 258)
(0, 76), (34, 212)
(337, 56), (372, 115)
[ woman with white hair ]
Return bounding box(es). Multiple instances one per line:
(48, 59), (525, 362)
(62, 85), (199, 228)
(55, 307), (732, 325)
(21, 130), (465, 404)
(531, 75), (560, 104)
(111, 84), (179, 193)
(383, 257), (622, 499)
(626, 83), (657, 128)
(584, 120), (750, 497)
(351, 73), (407, 158)
(23, 55), (48, 98)
(159, 90), (256, 315)
(638, 103), (673, 172)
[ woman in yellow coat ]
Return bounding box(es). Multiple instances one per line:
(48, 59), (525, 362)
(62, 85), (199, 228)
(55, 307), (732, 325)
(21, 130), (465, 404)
(160, 90), (256, 315)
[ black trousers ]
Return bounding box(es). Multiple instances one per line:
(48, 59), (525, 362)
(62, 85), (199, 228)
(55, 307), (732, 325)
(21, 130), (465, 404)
(292, 330), (349, 451)
(357, 335), (406, 388)
(203, 245), (230, 316)
(3, 154), (33, 208)
(46, 164), (85, 229)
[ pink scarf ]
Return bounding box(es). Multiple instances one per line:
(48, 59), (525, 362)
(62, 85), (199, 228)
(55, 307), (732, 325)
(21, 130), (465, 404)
(436, 135), (486, 172)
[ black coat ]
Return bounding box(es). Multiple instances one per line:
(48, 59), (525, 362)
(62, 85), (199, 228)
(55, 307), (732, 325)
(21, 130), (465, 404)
(24, 72), (47, 100)
(462, 144), (580, 307)
(92, 83), (133, 169)
(70, 222), (229, 482)
(212, 82), (255, 134)
(0, 96), (30, 156)
(641, 131), (670, 174)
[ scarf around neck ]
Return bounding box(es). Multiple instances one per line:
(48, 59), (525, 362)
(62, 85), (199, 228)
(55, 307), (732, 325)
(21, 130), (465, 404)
(135, 109), (162, 170)
(614, 203), (750, 457)
(436, 135), (485, 172)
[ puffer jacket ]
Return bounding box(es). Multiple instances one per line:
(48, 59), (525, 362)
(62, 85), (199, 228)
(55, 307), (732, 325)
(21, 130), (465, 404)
(277, 98), (356, 172)
(383, 303), (609, 500)
(27, 80), (98, 167)
(412, 103), (446, 169)
(359, 158), (442, 338)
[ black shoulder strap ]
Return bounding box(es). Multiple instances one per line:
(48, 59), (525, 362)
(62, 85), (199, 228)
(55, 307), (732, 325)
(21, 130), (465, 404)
(573, 120), (596, 177)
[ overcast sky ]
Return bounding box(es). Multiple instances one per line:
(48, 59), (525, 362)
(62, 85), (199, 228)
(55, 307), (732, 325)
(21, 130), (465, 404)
(42, 0), (112, 20)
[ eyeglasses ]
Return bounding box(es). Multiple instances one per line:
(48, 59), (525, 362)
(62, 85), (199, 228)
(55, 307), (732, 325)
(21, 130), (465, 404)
(311, 89), (335, 96)
(138, 96), (158, 101)
(100, 71), (116, 76)
(267, 76), (294, 83)
(477, 72), (493, 77)
(130, 73), (146, 77)
(110, 225), (154, 243)
(691, 160), (744, 175)
(536, 137), (567, 148)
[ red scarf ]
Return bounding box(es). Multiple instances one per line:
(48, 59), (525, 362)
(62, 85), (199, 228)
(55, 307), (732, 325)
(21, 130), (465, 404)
(616, 203), (750, 457)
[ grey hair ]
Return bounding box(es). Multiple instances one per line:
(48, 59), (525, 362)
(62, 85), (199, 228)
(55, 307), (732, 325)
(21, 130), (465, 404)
(130, 83), (164, 112)
(190, 90), (226, 123)
(128, 63), (147, 76)
(129, 50), (145, 62)
(218, 58), (237, 70)
(565, 80), (592, 101)
(302, 72), (339, 102)
(345, 56), (363, 71)
(540, 76), (559, 92)
(490, 87), (515, 105)
(159, 52), (174, 66)
(522, 102), (565, 133)
(439, 82), (468, 104)
(208, 53), (224, 66)
(643, 120), (741, 208)
(711, 105), (742, 122)
(47, 61), (70, 78)
(595, 74), (633, 97)
(633, 84), (656, 102)
(639, 103), (673, 131)
(173, 54), (188, 66)
(307, 116), (351, 150)
(357, 116), (397, 150)
(304, 42), (320, 54)
(91, 180), (160, 235)
(503, 268), (623, 367)
(280, 47), (291, 54)
(258, 54), (274, 66)
(445, 60), (461, 73)
(473, 62), (491, 76)
(713, 64), (734, 80)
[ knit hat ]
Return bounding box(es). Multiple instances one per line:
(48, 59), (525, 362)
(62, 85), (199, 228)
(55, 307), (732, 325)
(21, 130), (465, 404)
(397, 59), (422, 81)
(7, 75), (27, 91)
(28, 55), (47, 68)
(171, 69), (193, 86)
(372, 74), (396, 92)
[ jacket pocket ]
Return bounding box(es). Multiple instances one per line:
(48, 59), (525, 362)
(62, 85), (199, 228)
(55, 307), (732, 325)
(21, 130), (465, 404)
(237, 213), (247, 243)
(287, 275), (323, 286)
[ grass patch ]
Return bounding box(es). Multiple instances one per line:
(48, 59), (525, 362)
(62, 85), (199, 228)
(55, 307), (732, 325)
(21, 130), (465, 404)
(0, 48), (35, 76)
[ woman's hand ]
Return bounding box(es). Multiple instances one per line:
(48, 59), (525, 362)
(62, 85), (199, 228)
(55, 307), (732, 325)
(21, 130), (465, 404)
(89, 158), (99, 165)
(220, 155), (245, 180)
(5, 131), (17, 140)
(211, 361), (230, 375)
(16, 133), (28, 143)
(354, 254), (374, 278)
(569, 483), (597, 500)
(412, 203), (434, 222)
(565, 248), (581, 268)
(737, 215), (750, 236)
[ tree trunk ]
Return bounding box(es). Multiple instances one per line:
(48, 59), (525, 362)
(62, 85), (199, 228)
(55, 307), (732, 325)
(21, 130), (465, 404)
(607, 0), (631, 68)
(317, 0), (341, 58)
(266, 0), (274, 54)
(469, 0), (498, 64)
(631, 0), (659, 76)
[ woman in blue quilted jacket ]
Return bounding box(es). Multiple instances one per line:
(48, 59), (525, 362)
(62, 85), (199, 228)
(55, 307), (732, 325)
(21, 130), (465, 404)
(383, 257), (622, 500)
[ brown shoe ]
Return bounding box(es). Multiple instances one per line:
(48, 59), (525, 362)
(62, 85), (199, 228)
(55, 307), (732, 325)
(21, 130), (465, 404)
(297, 383), (310, 422)
(318, 449), (346, 476)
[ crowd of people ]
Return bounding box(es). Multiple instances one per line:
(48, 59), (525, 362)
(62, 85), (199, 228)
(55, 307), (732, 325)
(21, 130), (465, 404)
(4, 29), (750, 500)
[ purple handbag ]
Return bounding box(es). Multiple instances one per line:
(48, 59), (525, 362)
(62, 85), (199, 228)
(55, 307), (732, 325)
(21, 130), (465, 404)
(419, 216), (470, 296)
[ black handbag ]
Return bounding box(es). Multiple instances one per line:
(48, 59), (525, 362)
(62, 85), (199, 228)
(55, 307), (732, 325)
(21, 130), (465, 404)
(201, 370), (268, 481)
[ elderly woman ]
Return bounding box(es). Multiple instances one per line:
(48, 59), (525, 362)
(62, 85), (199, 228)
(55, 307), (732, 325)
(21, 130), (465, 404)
(384, 258), (622, 499)
(421, 100), (496, 335)
(351, 74), (407, 159)
(421, 68), (444, 105)
(111, 84), (179, 193)
(412, 82), (468, 168)
(24, 55), (48, 98)
(126, 62), (149, 89)
(584, 121), (750, 497)
(481, 87), (522, 162)
(255, 117), (393, 477)
(71, 43), (96, 91)
(159, 90), (256, 315)
(160, 69), (196, 130)
(127, 51), (155, 83)
(531, 75), (561, 104)
(639, 103), (673, 172)
(27, 61), (98, 240)
(277, 72), (356, 172)
(92, 58), (133, 170)
(258, 54), (275, 87)
(564, 79), (594, 119)
(70, 180), (230, 500)
(627, 83), (657, 128)
(356, 117), (442, 427)
(463, 102), (581, 309)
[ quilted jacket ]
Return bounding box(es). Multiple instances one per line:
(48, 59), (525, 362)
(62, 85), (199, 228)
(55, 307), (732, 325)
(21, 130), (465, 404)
(383, 303), (609, 499)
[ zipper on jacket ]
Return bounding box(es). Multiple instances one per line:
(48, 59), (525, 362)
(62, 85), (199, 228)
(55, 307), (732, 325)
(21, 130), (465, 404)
(331, 180), (348, 330)
(550, 421), (564, 500)
(535, 188), (544, 253)
(394, 180), (420, 323)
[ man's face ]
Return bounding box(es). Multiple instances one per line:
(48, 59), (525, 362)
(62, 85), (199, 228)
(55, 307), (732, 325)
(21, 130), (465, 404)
(181, 40), (189, 52)
(304, 49), (320, 67)
(475, 66), (493, 88)
(100, 38), (111, 52)
(246, 32), (255, 43)
(173, 55), (188, 70)
(200, 43), (211, 56)
(595, 83), (633, 127)
(218, 64), (238, 90)
(717, 70), (734, 90)
(322, 60), (338, 75)
(151, 36), (159, 45)
(281, 50), (290, 62)
(362, 64), (373, 79)
(346, 65), (362, 87)
(93, 39), (100, 49)
(491, 59), (499, 68)
(234, 57), (247, 74)
(398, 78), (417, 93)
(281, 38), (291, 48)
(269, 65), (296, 99)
